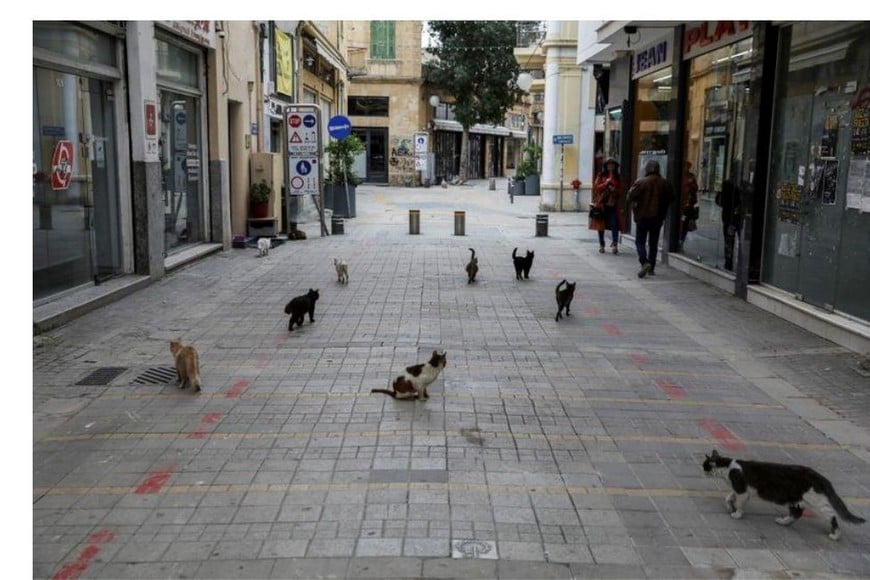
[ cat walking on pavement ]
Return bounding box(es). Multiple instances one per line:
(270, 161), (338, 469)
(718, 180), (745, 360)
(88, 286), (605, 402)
(703, 449), (865, 540)
(555, 279), (576, 321)
(284, 289), (320, 331)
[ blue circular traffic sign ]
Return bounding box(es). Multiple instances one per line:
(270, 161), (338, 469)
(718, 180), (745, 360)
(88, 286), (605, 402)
(296, 160), (312, 175)
(302, 114), (316, 128)
(327, 115), (352, 140)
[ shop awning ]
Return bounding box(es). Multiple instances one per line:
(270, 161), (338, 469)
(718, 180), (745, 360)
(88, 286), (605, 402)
(433, 119), (512, 137)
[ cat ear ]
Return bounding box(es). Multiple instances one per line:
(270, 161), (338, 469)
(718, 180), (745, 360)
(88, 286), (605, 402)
(711, 450), (720, 458)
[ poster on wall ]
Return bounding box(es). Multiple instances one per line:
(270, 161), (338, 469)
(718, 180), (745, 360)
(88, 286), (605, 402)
(852, 106), (869, 156)
(808, 159), (839, 204)
(820, 114), (839, 157)
(777, 182), (801, 223)
(846, 156), (870, 211)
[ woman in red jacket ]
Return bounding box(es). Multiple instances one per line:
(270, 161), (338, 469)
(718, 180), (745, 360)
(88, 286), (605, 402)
(590, 157), (625, 254)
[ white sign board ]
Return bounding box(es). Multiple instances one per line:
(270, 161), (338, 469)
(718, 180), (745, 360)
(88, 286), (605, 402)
(286, 106), (320, 196)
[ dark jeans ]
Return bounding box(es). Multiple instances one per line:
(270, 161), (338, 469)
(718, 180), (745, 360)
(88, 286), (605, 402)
(597, 206), (619, 246)
(634, 217), (664, 268)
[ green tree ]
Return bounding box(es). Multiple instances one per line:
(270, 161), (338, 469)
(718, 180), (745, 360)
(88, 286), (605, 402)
(426, 21), (523, 183)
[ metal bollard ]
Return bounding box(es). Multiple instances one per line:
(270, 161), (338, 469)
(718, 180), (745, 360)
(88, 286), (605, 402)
(535, 214), (548, 237)
(454, 211), (466, 236)
(409, 209), (420, 235)
(331, 216), (344, 235)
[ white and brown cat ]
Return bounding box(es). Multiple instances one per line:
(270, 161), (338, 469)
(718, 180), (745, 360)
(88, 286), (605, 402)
(703, 449), (865, 540)
(371, 350), (447, 400)
(334, 258), (349, 284)
(169, 339), (202, 392)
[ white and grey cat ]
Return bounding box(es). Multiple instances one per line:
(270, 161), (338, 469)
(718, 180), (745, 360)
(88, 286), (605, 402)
(703, 449), (865, 540)
(257, 237), (271, 257)
(334, 258), (349, 284)
(371, 350), (447, 400)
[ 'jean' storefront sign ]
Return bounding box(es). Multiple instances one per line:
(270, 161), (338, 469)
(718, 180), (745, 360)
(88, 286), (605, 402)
(683, 21), (752, 60)
(633, 40), (669, 80)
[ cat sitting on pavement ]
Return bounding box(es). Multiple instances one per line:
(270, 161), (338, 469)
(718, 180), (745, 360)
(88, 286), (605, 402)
(703, 449), (865, 540)
(371, 350), (447, 400)
(169, 339), (202, 392)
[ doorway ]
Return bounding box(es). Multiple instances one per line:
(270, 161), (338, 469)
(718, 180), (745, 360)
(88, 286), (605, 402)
(352, 128), (388, 183)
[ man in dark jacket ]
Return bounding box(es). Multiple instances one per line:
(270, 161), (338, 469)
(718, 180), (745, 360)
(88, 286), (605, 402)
(627, 160), (674, 278)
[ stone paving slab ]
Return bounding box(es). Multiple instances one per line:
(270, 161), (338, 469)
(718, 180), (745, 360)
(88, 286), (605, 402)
(30, 180), (870, 579)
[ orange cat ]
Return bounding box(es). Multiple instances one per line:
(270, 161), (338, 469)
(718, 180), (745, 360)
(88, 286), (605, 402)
(169, 339), (202, 392)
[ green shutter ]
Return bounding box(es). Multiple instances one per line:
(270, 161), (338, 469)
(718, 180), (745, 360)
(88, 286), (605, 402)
(370, 21), (395, 60)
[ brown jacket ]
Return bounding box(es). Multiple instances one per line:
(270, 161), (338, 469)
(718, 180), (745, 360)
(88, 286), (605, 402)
(628, 173), (674, 221)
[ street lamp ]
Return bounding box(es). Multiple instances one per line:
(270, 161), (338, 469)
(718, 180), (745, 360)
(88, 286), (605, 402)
(429, 95), (440, 108)
(516, 72), (533, 92)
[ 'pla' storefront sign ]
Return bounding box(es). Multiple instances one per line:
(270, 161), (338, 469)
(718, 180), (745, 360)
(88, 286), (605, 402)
(683, 21), (752, 60)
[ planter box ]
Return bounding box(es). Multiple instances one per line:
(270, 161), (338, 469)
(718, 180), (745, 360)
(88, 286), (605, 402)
(513, 179), (526, 196)
(525, 174), (541, 196)
(327, 184), (356, 218)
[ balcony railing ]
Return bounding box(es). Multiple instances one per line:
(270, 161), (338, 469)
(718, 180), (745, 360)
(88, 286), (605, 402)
(516, 21), (545, 48)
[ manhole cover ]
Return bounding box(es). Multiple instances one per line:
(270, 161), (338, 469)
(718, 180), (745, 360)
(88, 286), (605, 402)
(451, 539), (497, 559)
(133, 367), (177, 385)
(75, 367), (127, 386)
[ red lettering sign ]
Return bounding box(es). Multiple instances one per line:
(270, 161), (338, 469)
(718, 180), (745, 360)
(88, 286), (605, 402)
(684, 21), (751, 58)
(50, 140), (74, 191)
(145, 103), (157, 137)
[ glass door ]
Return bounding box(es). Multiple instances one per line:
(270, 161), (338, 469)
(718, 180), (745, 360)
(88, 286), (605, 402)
(33, 68), (120, 299)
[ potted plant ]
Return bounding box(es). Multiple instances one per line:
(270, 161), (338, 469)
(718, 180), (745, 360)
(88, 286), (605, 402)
(521, 143), (543, 196)
(324, 134), (365, 218)
(512, 165), (526, 196)
(249, 180), (271, 219)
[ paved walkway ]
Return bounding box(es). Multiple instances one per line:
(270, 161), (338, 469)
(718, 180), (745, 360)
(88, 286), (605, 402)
(32, 179), (870, 578)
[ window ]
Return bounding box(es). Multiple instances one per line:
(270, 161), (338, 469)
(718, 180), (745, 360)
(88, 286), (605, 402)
(370, 21), (395, 60)
(348, 96), (389, 117)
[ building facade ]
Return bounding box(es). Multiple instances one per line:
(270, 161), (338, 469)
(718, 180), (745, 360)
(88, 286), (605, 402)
(580, 20), (870, 353)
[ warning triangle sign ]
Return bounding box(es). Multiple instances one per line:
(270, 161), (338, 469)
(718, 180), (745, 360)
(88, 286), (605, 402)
(290, 132), (302, 143)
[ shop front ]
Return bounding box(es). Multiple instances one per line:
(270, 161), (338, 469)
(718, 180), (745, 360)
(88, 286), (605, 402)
(679, 21), (755, 272)
(33, 22), (128, 301)
(762, 21), (870, 321)
(155, 30), (209, 255)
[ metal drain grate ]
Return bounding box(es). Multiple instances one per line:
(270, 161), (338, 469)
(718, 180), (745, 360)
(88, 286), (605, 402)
(133, 367), (178, 385)
(75, 367), (128, 386)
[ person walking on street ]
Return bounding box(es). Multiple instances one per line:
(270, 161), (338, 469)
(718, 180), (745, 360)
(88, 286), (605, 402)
(716, 179), (742, 271)
(590, 157), (625, 254)
(627, 159), (674, 278)
(679, 161), (699, 247)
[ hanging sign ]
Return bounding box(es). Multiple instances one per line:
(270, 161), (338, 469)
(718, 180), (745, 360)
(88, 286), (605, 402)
(50, 140), (74, 190)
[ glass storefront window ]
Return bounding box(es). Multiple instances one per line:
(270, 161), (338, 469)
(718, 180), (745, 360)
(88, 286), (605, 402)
(33, 22), (117, 67)
(159, 91), (202, 253)
(632, 66), (674, 182)
(156, 38), (199, 88)
(681, 38), (753, 271)
(763, 22), (870, 320)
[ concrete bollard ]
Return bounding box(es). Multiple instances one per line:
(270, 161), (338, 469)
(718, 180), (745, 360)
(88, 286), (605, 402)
(409, 209), (420, 234)
(535, 214), (548, 237)
(454, 211), (466, 236)
(331, 216), (344, 235)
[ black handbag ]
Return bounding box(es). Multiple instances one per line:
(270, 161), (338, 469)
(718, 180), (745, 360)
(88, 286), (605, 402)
(683, 206), (699, 220)
(589, 206), (605, 219)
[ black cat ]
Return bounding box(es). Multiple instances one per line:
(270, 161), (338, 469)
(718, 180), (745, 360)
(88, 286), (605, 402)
(703, 449), (865, 540)
(555, 279), (576, 321)
(512, 248), (534, 280)
(284, 288), (319, 331)
(465, 248), (479, 284)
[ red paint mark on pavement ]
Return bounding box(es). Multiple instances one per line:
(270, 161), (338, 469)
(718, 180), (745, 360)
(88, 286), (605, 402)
(656, 379), (687, 398)
(52, 529), (114, 580)
(601, 323), (622, 337)
(632, 353), (649, 365)
(698, 418), (745, 451)
(225, 379), (250, 398)
(584, 306), (602, 316)
(187, 412), (223, 439)
(254, 353), (270, 369)
(135, 470), (173, 494)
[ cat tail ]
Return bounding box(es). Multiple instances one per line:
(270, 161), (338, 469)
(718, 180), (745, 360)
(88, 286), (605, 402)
(822, 480), (866, 524)
(556, 279), (566, 295)
(370, 388), (397, 398)
(469, 248), (475, 259)
(512, 247), (517, 259)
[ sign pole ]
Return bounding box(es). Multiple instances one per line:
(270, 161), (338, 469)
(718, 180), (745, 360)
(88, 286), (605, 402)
(559, 143), (564, 212)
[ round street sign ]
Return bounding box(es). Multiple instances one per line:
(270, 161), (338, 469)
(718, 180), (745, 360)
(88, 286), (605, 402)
(327, 115), (352, 140)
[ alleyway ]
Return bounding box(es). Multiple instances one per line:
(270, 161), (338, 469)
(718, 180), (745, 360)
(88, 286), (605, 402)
(32, 179), (870, 579)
